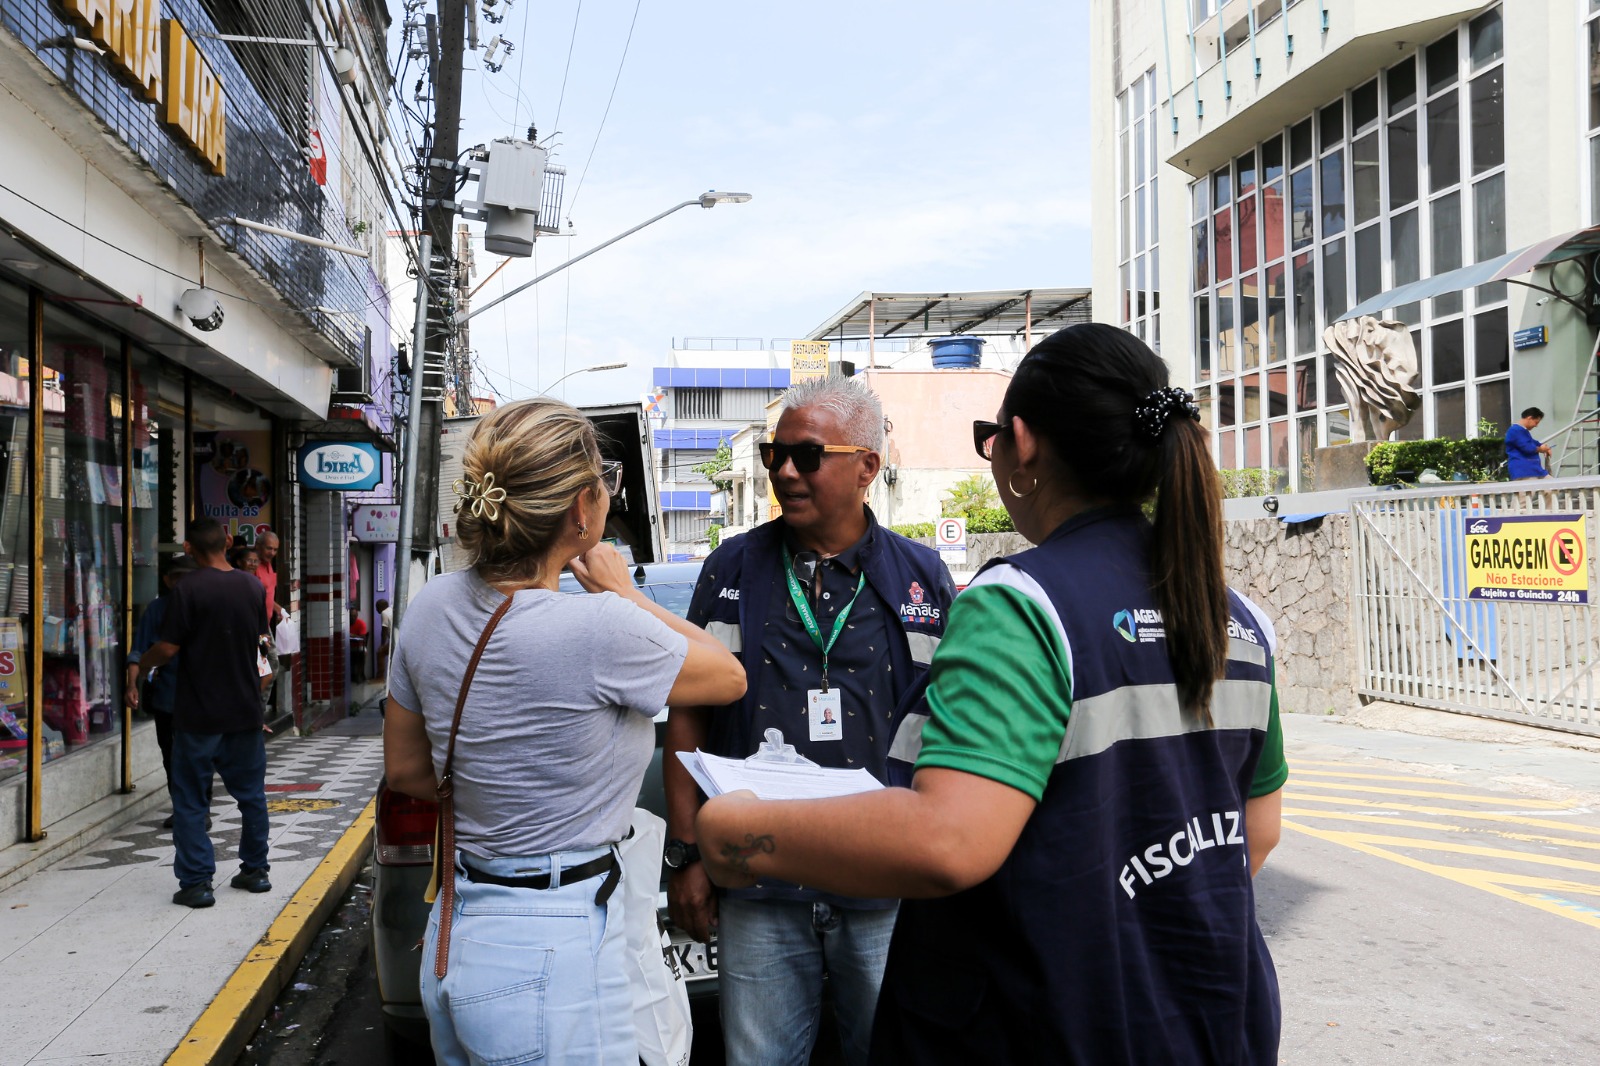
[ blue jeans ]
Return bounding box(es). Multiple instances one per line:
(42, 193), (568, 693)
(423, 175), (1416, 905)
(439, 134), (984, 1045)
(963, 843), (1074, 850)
(718, 896), (898, 1066)
(170, 728), (269, 888)
(422, 847), (633, 1066)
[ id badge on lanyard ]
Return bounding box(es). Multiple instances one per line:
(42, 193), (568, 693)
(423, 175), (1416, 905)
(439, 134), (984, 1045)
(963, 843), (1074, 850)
(784, 545), (863, 744)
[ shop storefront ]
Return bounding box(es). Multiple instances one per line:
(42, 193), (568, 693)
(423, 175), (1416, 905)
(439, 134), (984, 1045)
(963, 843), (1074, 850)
(0, 271), (293, 803)
(0, 0), (397, 848)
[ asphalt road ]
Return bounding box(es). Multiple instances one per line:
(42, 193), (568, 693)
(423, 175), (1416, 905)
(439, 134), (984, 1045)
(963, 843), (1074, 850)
(237, 713), (1600, 1065)
(1255, 716), (1600, 1065)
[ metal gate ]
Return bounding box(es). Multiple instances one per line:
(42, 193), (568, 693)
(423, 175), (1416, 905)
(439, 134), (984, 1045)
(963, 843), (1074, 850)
(1351, 478), (1600, 736)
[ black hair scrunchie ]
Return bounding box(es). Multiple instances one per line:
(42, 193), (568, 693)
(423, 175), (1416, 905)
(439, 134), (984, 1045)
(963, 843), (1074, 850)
(1133, 386), (1202, 441)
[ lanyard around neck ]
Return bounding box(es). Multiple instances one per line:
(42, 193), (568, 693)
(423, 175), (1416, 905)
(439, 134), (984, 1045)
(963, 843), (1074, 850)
(782, 544), (864, 691)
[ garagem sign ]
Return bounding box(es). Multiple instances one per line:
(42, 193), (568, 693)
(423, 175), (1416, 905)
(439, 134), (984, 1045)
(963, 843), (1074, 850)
(298, 441), (382, 491)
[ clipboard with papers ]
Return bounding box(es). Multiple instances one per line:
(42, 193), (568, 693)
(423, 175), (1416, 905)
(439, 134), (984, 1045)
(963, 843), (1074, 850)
(675, 748), (886, 802)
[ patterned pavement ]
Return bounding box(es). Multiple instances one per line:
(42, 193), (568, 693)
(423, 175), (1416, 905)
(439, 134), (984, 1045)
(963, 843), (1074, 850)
(0, 724), (385, 1066)
(58, 735), (384, 873)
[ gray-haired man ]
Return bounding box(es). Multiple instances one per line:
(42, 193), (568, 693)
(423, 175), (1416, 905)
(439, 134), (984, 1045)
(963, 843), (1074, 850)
(666, 376), (955, 1065)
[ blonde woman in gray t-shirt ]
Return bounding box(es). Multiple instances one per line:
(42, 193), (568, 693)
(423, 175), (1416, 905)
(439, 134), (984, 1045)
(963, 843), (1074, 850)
(384, 398), (745, 1066)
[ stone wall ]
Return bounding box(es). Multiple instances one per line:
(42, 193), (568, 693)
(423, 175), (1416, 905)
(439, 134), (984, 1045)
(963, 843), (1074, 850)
(925, 517), (1357, 715)
(1222, 515), (1355, 715)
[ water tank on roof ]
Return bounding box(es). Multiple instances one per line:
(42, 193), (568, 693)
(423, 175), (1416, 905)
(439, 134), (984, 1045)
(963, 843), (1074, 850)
(929, 336), (985, 368)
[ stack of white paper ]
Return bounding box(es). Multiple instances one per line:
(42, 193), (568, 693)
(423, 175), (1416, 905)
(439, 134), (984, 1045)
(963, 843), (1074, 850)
(676, 749), (886, 801)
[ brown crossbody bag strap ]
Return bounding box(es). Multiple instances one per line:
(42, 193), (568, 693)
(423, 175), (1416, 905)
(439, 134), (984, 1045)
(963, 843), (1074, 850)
(432, 595), (515, 980)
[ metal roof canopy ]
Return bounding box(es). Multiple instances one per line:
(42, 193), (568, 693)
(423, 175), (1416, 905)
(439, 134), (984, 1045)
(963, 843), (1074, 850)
(805, 288), (1094, 353)
(1339, 223), (1600, 323)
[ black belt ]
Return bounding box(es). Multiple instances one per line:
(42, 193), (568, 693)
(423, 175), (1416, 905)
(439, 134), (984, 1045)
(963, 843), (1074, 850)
(462, 851), (620, 905)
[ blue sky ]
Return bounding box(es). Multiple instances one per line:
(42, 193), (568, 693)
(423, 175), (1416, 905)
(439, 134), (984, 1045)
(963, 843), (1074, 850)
(446, 0), (1094, 407)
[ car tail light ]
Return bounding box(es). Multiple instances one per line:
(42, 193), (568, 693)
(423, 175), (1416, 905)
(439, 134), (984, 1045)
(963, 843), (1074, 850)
(375, 783), (437, 866)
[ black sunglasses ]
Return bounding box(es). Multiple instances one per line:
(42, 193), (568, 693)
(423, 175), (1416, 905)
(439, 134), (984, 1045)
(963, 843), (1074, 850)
(758, 441), (872, 473)
(973, 420), (1009, 461)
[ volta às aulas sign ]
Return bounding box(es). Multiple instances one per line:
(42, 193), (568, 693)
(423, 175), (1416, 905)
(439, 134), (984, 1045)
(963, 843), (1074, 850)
(58, 0), (227, 175)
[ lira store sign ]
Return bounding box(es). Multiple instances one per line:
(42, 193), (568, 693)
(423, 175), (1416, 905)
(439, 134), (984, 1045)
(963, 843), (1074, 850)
(298, 441), (382, 491)
(58, 0), (227, 174)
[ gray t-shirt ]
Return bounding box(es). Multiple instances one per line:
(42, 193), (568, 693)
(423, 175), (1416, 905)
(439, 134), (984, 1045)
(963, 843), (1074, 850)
(389, 569), (688, 859)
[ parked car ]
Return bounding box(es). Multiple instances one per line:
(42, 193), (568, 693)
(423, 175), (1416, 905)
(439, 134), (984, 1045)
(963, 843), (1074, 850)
(371, 560), (716, 1060)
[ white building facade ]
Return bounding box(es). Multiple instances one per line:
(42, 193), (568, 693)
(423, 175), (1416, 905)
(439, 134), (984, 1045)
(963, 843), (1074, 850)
(1091, 1), (1599, 490)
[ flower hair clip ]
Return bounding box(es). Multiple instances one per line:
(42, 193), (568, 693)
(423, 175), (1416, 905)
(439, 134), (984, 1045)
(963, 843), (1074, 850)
(452, 472), (508, 522)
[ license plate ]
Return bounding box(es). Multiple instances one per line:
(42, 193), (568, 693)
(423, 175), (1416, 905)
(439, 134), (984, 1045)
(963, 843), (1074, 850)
(664, 932), (718, 981)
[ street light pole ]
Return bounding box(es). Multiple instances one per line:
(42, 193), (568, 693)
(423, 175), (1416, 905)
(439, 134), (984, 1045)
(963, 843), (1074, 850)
(457, 191), (752, 327)
(545, 362), (627, 396)
(392, 230), (432, 633)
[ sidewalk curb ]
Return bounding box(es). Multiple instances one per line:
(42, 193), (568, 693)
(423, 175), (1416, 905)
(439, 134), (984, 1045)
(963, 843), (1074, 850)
(0, 768), (170, 894)
(164, 795), (377, 1066)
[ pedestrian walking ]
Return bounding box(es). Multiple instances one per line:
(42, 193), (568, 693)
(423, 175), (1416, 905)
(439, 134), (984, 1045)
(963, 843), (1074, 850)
(695, 324), (1288, 1065)
(381, 398), (745, 1066)
(664, 375), (954, 1066)
(125, 553), (212, 829)
(1505, 407), (1553, 480)
(257, 531), (284, 625)
(133, 518), (275, 909)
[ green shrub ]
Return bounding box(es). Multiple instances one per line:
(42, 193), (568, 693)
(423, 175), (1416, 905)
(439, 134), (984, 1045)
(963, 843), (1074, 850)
(707, 523), (723, 552)
(891, 521), (935, 538)
(1366, 437), (1505, 486)
(1218, 468), (1280, 499)
(965, 507), (1015, 534)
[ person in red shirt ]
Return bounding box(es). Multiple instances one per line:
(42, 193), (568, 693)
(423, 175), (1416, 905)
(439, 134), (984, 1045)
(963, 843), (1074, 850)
(349, 609), (369, 682)
(257, 532), (283, 625)
(254, 532), (285, 714)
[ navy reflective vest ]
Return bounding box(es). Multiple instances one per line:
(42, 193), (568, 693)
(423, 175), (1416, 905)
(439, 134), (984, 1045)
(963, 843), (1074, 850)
(688, 511), (952, 761)
(874, 508), (1280, 1065)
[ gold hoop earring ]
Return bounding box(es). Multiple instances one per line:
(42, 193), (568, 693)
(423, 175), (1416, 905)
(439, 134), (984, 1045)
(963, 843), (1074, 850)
(1007, 471), (1037, 498)
(578, 521), (588, 537)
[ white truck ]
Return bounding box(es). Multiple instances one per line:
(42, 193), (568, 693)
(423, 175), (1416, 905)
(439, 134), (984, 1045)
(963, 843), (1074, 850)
(435, 401), (663, 573)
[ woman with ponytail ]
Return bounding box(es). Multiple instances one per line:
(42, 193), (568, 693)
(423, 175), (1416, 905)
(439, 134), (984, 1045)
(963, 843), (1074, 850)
(383, 398), (745, 1065)
(694, 325), (1286, 1064)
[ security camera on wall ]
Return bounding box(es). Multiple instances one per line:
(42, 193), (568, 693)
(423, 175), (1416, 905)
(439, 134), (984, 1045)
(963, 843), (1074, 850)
(179, 287), (224, 331)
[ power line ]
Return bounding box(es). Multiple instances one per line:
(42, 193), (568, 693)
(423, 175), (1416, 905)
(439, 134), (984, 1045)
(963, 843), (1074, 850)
(566, 0), (643, 215)
(512, 0), (533, 134)
(552, 0), (584, 132)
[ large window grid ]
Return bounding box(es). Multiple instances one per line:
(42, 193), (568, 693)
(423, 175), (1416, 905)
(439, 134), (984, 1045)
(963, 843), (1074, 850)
(1190, 6), (1508, 492)
(1118, 69), (1162, 351)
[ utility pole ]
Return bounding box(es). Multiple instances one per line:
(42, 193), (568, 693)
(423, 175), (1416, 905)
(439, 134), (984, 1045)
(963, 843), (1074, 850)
(453, 222), (476, 414)
(394, 0), (466, 624)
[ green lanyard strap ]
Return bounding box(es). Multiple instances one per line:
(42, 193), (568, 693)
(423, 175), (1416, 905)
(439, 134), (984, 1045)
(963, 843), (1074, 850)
(782, 545), (865, 692)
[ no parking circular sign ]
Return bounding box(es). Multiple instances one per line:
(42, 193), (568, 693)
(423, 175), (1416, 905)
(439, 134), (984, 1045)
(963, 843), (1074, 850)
(936, 516), (968, 563)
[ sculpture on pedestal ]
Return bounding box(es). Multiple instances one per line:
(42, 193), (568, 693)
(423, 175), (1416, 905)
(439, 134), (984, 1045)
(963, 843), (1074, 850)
(1321, 316), (1423, 442)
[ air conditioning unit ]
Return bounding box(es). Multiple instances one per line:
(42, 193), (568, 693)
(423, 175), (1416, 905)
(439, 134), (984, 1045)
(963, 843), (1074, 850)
(333, 327), (375, 405)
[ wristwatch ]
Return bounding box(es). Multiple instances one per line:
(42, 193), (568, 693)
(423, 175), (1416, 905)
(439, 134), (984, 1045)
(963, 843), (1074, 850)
(663, 839), (701, 870)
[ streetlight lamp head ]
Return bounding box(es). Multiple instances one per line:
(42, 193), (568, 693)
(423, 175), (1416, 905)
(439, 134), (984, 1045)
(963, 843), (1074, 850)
(699, 191), (753, 208)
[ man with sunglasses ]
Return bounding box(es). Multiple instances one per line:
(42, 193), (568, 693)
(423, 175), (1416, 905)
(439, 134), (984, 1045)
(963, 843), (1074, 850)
(665, 376), (954, 1066)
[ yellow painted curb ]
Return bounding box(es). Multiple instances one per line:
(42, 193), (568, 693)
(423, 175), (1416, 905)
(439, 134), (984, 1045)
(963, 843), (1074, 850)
(165, 795), (378, 1066)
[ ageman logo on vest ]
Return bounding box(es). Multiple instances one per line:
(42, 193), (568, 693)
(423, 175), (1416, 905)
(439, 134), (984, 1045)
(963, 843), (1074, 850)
(1112, 607), (1165, 643)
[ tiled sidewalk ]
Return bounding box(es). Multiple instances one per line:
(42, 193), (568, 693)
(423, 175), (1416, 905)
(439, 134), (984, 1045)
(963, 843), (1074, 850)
(0, 723), (384, 1066)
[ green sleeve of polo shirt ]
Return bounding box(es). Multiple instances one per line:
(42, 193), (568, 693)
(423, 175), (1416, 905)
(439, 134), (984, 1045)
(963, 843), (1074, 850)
(914, 583), (1071, 802)
(1249, 665), (1288, 798)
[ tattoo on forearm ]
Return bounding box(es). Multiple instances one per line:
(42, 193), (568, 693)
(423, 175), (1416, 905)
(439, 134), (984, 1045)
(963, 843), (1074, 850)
(720, 834), (775, 875)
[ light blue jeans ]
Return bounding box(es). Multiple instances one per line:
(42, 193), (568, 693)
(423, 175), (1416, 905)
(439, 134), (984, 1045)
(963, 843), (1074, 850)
(717, 896), (898, 1066)
(422, 847), (633, 1066)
